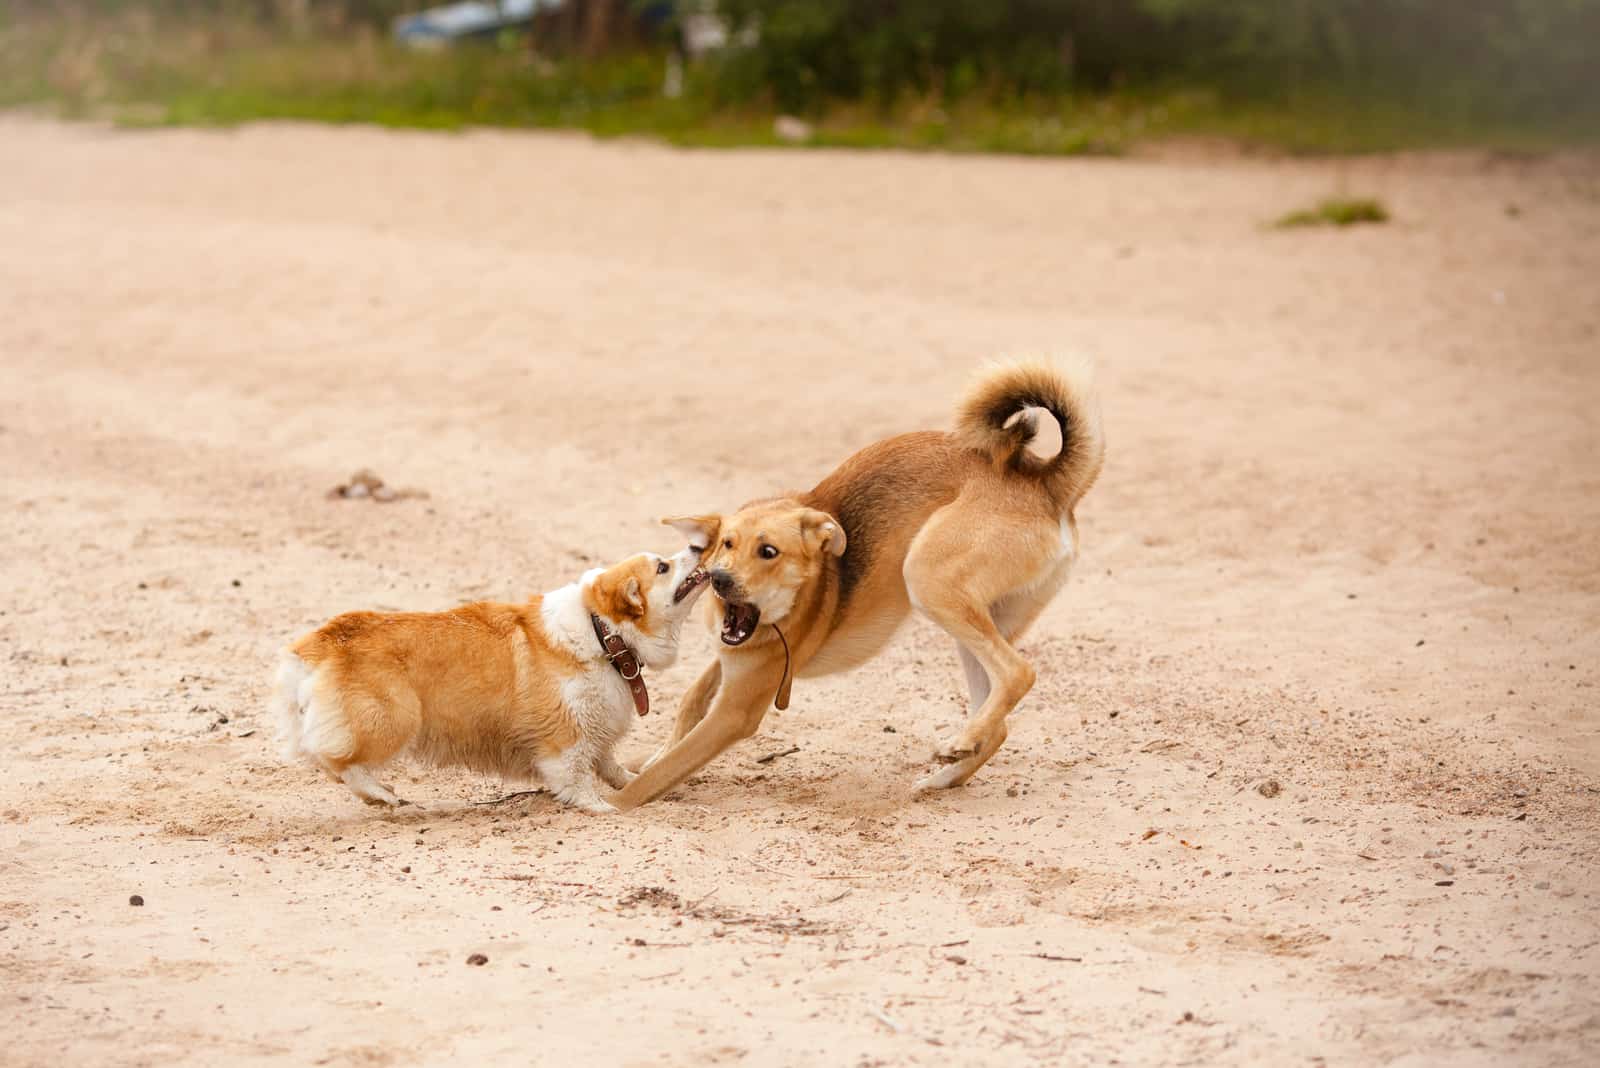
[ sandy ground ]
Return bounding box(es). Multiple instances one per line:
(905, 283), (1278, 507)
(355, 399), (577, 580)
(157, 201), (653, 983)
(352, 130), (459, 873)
(2, 117), (1598, 1067)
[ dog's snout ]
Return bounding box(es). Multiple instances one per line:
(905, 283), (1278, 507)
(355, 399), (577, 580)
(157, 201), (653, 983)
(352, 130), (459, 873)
(710, 570), (739, 598)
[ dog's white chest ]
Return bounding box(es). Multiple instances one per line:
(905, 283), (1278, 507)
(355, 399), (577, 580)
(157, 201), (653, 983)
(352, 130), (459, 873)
(561, 665), (635, 739)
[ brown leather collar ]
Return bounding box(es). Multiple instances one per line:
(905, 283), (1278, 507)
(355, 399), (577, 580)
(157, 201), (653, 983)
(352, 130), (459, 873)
(590, 614), (649, 716)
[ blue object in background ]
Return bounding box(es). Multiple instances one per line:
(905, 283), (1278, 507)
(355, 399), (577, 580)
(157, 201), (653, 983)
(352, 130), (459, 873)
(393, 0), (562, 45)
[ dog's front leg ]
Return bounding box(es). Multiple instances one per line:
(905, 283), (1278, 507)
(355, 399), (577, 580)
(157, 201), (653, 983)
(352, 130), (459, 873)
(611, 653), (780, 810)
(669, 659), (723, 745)
(596, 750), (635, 790)
(635, 659), (723, 773)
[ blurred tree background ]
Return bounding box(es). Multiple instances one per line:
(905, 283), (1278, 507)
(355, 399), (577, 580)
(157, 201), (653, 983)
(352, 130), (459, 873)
(3, 0), (1596, 151)
(710, 0), (1597, 119)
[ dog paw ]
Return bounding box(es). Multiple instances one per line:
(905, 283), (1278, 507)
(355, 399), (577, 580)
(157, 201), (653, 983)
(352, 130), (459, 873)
(913, 764), (967, 793)
(551, 785), (617, 815)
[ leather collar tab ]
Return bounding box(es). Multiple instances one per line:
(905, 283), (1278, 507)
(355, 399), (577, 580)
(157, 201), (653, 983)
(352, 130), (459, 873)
(590, 614), (649, 716)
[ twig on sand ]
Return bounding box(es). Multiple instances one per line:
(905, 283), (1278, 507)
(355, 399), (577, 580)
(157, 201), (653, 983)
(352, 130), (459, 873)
(489, 875), (595, 890)
(756, 745), (801, 765)
(1030, 952), (1083, 962)
(745, 855), (876, 881)
(829, 942), (917, 965)
(639, 969), (683, 982)
(474, 790), (543, 806)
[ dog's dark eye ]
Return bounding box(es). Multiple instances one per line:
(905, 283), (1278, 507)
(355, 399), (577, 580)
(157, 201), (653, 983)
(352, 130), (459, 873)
(759, 544), (780, 560)
(690, 545), (706, 555)
(723, 538), (734, 549)
(656, 560), (669, 575)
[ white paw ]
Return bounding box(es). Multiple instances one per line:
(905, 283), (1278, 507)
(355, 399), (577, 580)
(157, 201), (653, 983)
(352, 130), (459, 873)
(551, 785), (617, 815)
(342, 766), (401, 806)
(912, 763), (966, 794)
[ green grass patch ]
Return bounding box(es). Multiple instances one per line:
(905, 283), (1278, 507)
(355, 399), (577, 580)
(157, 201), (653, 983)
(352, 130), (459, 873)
(1275, 197), (1391, 229)
(2, 16), (1596, 158)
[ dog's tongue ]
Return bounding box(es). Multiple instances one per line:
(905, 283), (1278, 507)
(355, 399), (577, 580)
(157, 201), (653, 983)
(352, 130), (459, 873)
(720, 602), (760, 646)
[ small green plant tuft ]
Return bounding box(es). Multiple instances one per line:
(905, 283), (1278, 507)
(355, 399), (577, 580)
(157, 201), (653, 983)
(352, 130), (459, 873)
(1275, 197), (1391, 229)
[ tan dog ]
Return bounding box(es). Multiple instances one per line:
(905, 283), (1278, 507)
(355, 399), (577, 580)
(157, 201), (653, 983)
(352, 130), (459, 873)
(272, 542), (710, 813)
(616, 360), (1103, 808)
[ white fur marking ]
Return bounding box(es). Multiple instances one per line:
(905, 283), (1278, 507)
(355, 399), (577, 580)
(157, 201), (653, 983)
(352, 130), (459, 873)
(340, 766), (398, 806)
(270, 652), (312, 760)
(913, 763), (967, 793)
(540, 576), (599, 659)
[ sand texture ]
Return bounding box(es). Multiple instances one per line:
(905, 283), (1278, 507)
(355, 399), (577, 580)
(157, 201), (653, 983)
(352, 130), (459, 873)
(2, 118), (1598, 1066)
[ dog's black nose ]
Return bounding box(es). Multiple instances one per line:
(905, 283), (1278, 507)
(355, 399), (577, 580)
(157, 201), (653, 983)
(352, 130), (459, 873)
(711, 570), (739, 597)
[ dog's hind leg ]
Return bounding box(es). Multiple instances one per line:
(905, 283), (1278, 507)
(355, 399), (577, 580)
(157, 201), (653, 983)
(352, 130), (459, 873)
(905, 503), (1064, 792)
(915, 625), (1032, 792)
(305, 681), (419, 807)
(956, 644), (991, 710)
(339, 765), (400, 807)
(955, 577), (1063, 711)
(947, 535), (1078, 728)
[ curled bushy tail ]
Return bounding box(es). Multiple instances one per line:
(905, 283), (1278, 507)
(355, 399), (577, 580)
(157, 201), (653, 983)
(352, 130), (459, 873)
(954, 357), (1105, 508)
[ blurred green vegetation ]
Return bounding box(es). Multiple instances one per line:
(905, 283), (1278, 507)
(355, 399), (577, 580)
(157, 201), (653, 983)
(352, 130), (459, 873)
(2, 1), (1597, 154)
(1275, 196), (1390, 229)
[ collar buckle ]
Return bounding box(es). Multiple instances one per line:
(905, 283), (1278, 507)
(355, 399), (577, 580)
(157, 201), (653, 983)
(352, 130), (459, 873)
(590, 613), (650, 716)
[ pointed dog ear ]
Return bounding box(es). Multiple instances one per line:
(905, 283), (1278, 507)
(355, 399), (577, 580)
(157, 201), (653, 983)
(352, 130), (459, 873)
(591, 563), (648, 620)
(799, 509), (847, 557)
(662, 514), (720, 550)
(622, 576), (645, 615)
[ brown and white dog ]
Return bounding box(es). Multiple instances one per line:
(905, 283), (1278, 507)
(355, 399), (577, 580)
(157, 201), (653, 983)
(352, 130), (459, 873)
(617, 360), (1104, 808)
(272, 542), (710, 813)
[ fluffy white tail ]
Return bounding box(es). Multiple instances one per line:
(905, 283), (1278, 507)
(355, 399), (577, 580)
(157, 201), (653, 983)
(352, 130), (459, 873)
(270, 652), (313, 762)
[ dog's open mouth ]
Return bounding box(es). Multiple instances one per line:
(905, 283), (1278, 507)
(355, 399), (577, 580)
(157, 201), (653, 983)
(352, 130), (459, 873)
(720, 601), (761, 645)
(674, 567), (710, 604)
